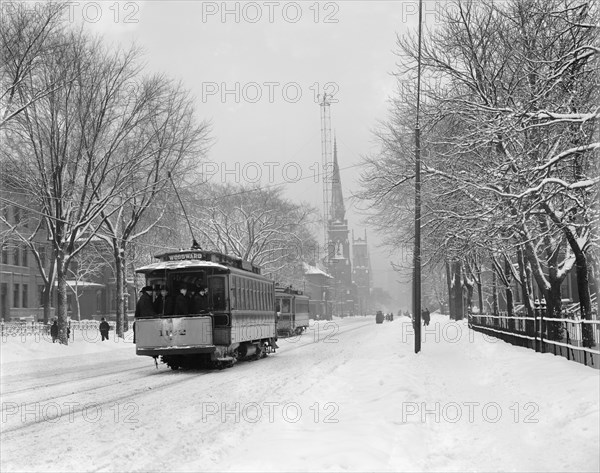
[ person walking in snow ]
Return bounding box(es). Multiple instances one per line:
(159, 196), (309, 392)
(99, 318), (110, 341)
(50, 320), (58, 343)
(422, 307), (431, 326)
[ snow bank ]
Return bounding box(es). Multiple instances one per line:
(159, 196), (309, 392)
(1, 328), (133, 365)
(1, 314), (598, 472)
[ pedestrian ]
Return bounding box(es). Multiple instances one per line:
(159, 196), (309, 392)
(135, 286), (156, 319)
(422, 307), (431, 326)
(50, 320), (58, 343)
(99, 317), (110, 341)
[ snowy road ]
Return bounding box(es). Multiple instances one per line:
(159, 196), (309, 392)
(1, 315), (598, 472)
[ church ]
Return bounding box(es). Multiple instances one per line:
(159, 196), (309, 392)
(325, 139), (372, 317)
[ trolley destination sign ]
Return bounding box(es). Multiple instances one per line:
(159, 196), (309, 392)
(154, 249), (261, 274)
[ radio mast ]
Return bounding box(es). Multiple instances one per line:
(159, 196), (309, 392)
(319, 92), (332, 266)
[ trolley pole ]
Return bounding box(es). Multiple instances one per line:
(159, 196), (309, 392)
(413, 0), (423, 354)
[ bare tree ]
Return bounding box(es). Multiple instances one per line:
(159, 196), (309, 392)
(191, 183), (318, 283)
(96, 77), (211, 337)
(2, 29), (161, 344)
(0, 2), (68, 129)
(359, 0), (598, 327)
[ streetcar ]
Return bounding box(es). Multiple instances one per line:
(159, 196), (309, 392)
(134, 248), (278, 370)
(275, 284), (310, 337)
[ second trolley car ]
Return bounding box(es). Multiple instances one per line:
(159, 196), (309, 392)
(275, 284), (310, 337)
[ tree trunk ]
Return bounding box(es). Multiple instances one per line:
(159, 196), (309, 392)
(113, 243), (124, 338)
(42, 286), (52, 324)
(503, 257), (514, 330)
(517, 246), (535, 336)
(446, 260), (454, 319)
(574, 247), (593, 348)
(463, 271), (474, 315)
(42, 258), (56, 324)
(452, 260), (463, 320)
(121, 249), (129, 333)
(56, 255), (69, 345)
(74, 287), (81, 321)
(546, 281), (563, 342)
(492, 270), (498, 317)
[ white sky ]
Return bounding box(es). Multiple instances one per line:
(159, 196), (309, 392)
(73, 0), (439, 306)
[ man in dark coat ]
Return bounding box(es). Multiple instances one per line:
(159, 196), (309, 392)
(50, 320), (58, 343)
(174, 284), (189, 315)
(135, 286), (156, 319)
(99, 317), (110, 341)
(153, 287), (174, 316)
(422, 307), (431, 326)
(190, 286), (208, 313)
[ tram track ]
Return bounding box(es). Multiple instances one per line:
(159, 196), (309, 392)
(0, 365), (164, 412)
(1, 364), (147, 397)
(1, 319), (375, 437)
(278, 319), (373, 354)
(0, 367), (214, 436)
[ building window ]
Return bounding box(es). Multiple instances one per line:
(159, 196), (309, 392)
(14, 246), (20, 266)
(22, 284), (28, 308)
(96, 290), (102, 314)
(39, 245), (46, 267)
(39, 286), (45, 306)
(13, 283), (20, 308)
(21, 209), (29, 228)
(21, 244), (28, 267)
(1, 245), (7, 265)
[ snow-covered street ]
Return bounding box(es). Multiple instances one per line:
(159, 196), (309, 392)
(1, 314), (599, 472)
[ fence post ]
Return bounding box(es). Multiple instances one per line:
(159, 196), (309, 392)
(534, 310), (539, 352)
(582, 321), (587, 367)
(565, 323), (571, 361)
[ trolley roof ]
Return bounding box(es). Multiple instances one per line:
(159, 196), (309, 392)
(135, 249), (262, 275)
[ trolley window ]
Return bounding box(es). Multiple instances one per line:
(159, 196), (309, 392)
(208, 276), (227, 311)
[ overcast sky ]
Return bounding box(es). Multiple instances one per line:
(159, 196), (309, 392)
(81, 0), (434, 307)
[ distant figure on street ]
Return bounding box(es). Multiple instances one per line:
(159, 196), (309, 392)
(99, 317), (110, 341)
(50, 320), (58, 343)
(422, 307), (431, 326)
(135, 286), (156, 319)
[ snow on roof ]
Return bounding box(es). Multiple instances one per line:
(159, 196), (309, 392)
(54, 280), (104, 288)
(302, 262), (333, 278)
(135, 260), (228, 273)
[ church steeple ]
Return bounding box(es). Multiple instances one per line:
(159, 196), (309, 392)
(330, 136), (345, 222)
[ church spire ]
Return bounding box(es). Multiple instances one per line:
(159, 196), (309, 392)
(330, 136), (345, 222)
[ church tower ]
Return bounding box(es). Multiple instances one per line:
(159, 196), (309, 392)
(327, 138), (355, 316)
(352, 229), (372, 316)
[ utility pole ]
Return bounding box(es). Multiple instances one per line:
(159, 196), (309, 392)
(319, 92), (333, 320)
(413, 0), (424, 354)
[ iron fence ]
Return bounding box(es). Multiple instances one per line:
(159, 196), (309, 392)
(469, 311), (600, 369)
